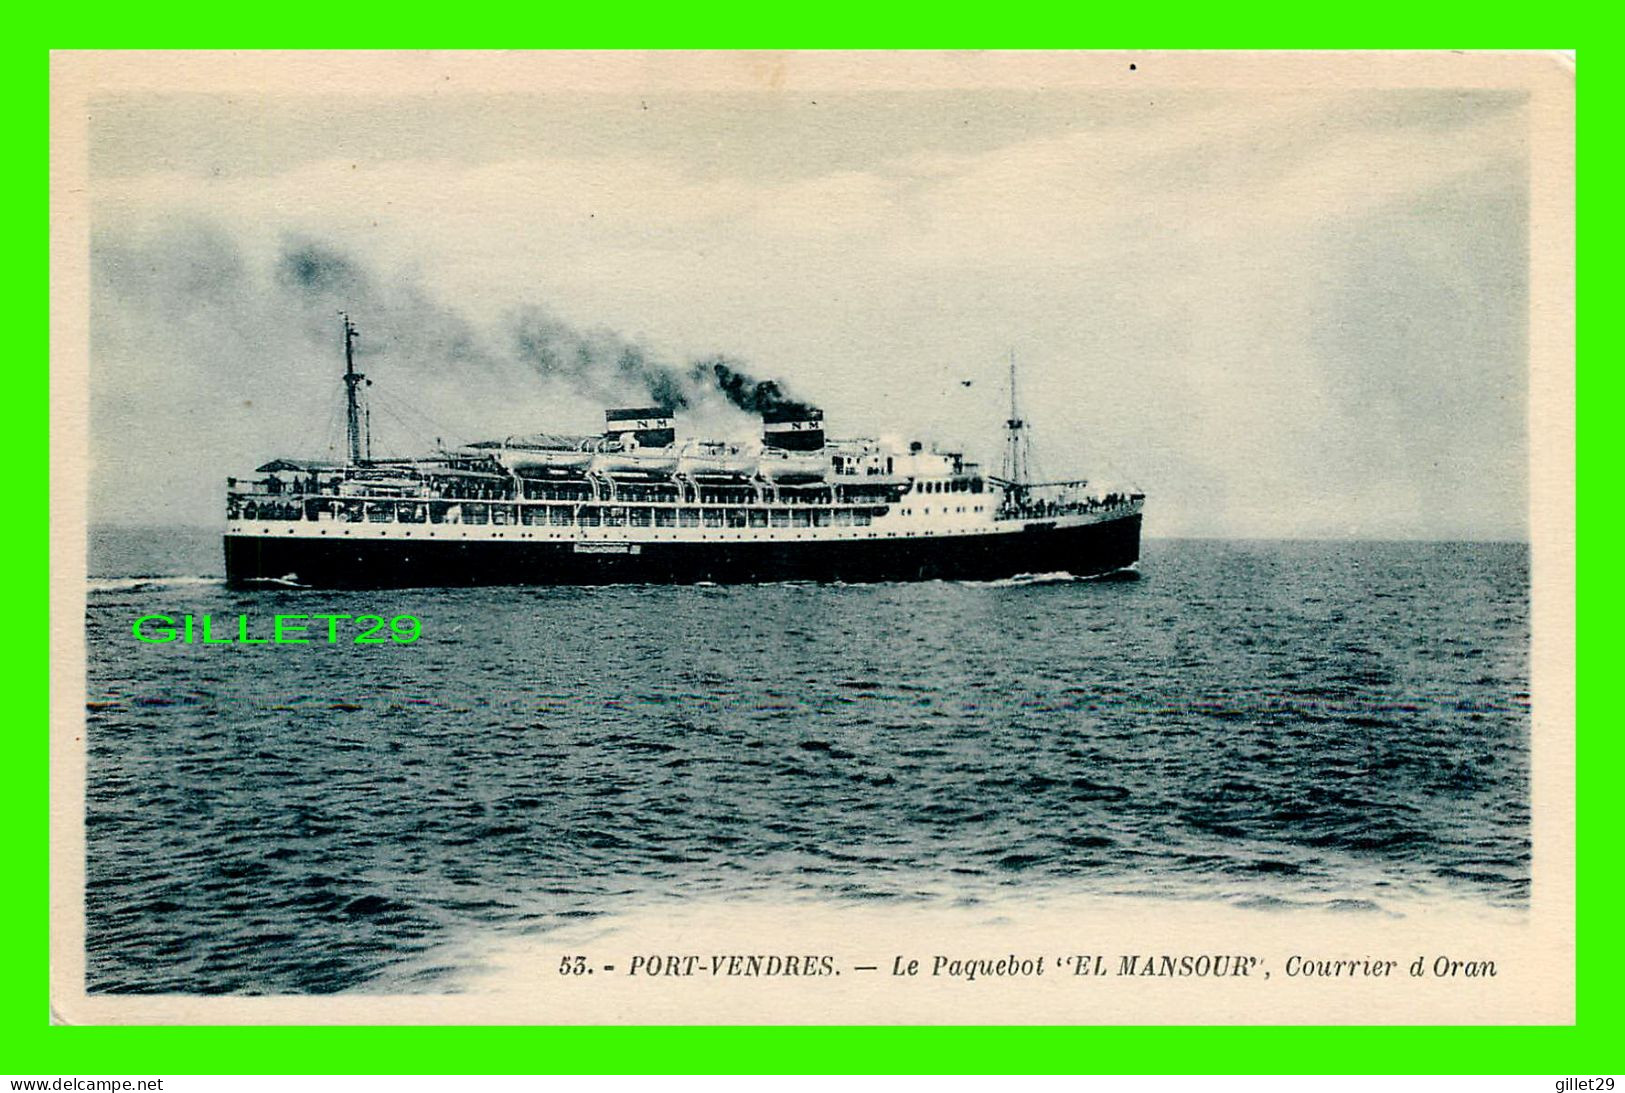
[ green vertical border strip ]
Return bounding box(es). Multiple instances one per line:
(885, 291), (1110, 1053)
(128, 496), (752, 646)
(26, 17), (1598, 1077)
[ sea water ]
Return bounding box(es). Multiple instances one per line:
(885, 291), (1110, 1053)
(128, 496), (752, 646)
(82, 531), (1530, 994)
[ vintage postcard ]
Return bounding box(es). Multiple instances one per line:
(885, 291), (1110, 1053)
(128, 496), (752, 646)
(49, 50), (1575, 1025)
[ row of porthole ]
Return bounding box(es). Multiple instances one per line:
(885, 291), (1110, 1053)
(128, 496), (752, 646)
(259, 525), (998, 540)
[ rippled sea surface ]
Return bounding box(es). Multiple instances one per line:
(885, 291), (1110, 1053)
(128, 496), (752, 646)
(83, 530), (1530, 994)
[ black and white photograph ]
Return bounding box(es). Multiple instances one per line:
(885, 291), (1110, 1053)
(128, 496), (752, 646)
(51, 51), (1574, 1025)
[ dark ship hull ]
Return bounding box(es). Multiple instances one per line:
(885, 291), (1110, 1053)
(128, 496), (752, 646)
(224, 512), (1141, 589)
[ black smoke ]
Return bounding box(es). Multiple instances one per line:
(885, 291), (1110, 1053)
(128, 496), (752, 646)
(509, 307), (696, 412)
(278, 242), (367, 296)
(693, 358), (816, 418)
(275, 239), (501, 379)
(273, 238), (816, 418)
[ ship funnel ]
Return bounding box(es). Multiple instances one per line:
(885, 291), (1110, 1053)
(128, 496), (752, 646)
(605, 407), (676, 450)
(762, 406), (825, 452)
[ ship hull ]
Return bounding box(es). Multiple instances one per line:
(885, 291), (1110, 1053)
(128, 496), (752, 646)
(224, 513), (1141, 589)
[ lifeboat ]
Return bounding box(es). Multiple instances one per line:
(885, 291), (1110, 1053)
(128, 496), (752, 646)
(759, 451), (830, 482)
(679, 447), (757, 478)
(591, 449), (680, 475)
(498, 448), (594, 474)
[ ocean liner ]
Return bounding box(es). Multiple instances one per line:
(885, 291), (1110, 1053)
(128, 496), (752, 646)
(223, 316), (1143, 588)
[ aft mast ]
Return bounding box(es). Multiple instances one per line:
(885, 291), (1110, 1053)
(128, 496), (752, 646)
(341, 312), (366, 466)
(1001, 349), (1034, 486)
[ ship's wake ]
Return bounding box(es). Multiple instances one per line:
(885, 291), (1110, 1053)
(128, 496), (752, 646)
(87, 575), (225, 594)
(240, 574), (309, 589)
(964, 568), (1135, 588)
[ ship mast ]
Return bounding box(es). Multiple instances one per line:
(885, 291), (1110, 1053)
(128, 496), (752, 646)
(341, 312), (366, 466)
(1001, 349), (1033, 486)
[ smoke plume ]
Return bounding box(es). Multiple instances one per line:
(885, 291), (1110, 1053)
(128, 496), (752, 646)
(692, 359), (816, 418)
(90, 223), (828, 524)
(269, 237), (817, 420)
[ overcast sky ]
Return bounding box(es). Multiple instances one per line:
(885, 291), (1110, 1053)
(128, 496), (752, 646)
(87, 85), (1529, 538)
